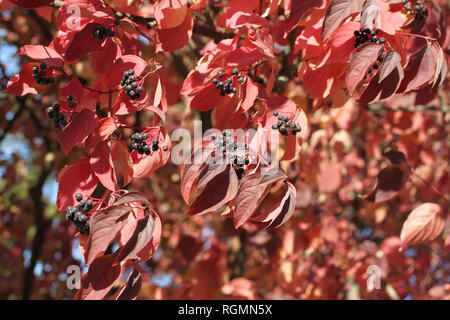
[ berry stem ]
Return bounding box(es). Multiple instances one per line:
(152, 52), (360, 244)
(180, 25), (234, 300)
(408, 165), (449, 202)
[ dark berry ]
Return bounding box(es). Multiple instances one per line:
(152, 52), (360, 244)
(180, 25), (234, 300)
(232, 87), (237, 93)
(212, 78), (218, 85)
(217, 71), (224, 78)
(162, 145), (168, 151)
(136, 86), (144, 93)
(232, 68), (239, 75)
(32, 66), (39, 72)
(75, 193), (83, 202)
(152, 138), (159, 145)
(40, 63), (47, 70)
(238, 77), (245, 83)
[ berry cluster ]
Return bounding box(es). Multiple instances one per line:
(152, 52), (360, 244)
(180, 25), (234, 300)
(32, 63), (55, 85)
(47, 103), (67, 128)
(354, 29), (385, 48)
(92, 25), (115, 40)
(65, 193), (92, 235)
(212, 130), (249, 179)
(66, 94), (77, 108)
(120, 70), (144, 100)
(130, 132), (151, 155)
(402, 0), (428, 19)
(211, 68), (245, 96)
(271, 111), (301, 136)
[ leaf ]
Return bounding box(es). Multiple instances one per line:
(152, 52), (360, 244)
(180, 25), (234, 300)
(363, 166), (406, 203)
(111, 268), (142, 300)
(65, 23), (105, 62)
(400, 203), (444, 246)
(75, 254), (123, 300)
(104, 55), (148, 89)
(180, 162), (207, 204)
(398, 44), (437, 93)
(346, 43), (383, 95)
(234, 168), (287, 228)
(58, 109), (99, 154)
(379, 50), (403, 83)
(113, 191), (151, 206)
(132, 127), (171, 178)
(56, 160), (99, 211)
(186, 165), (239, 216)
(322, 0), (363, 40)
(383, 149), (406, 165)
(157, 9), (193, 52)
(113, 215), (154, 263)
(89, 140), (118, 192)
(85, 117), (119, 149)
(111, 140), (134, 187)
(361, 0), (380, 30)
(85, 205), (134, 266)
(17, 45), (64, 67)
(154, 0), (188, 29)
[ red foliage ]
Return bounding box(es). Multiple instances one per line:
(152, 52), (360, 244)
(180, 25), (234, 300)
(0, 0), (449, 300)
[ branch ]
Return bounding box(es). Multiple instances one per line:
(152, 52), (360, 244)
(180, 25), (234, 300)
(22, 160), (53, 299)
(0, 101), (26, 143)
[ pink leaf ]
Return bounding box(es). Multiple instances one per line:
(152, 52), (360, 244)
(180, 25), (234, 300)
(322, 0), (363, 40)
(400, 203), (444, 246)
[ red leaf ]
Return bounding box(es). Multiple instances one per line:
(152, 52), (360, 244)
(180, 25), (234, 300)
(234, 168), (287, 228)
(90, 140), (118, 191)
(56, 160), (99, 211)
(363, 166), (407, 203)
(104, 55), (148, 89)
(85, 117), (119, 150)
(113, 215), (154, 263)
(65, 23), (105, 62)
(240, 77), (259, 111)
(154, 0), (188, 29)
(17, 45), (64, 67)
(226, 11), (271, 29)
(400, 203), (444, 246)
(132, 127), (172, 178)
(111, 140), (134, 187)
(180, 162), (207, 204)
(157, 9), (193, 52)
(398, 44), (437, 93)
(75, 255), (123, 300)
(58, 109), (98, 154)
(85, 205), (134, 265)
(187, 165), (239, 216)
(322, 0), (363, 40)
(111, 268), (142, 300)
(5, 64), (38, 96)
(379, 50), (403, 83)
(346, 43), (383, 95)
(113, 191), (151, 206)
